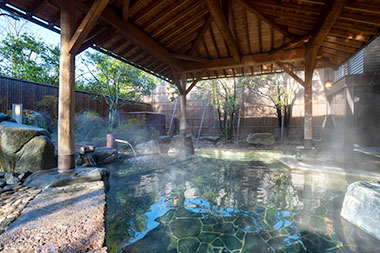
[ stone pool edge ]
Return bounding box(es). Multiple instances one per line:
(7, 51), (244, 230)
(0, 168), (108, 252)
(278, 155), (380, 180)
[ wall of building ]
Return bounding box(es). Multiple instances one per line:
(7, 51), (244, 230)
(327, 73), (380, 147)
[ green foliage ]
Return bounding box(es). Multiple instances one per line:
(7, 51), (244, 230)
(0, 33), (60, 85)
(80, 52), (156, 127)
(74, 111), (155, 146)
(36, 95), (59, 122)
(196, 78), (244, 139)
(244, 74), (296, 128)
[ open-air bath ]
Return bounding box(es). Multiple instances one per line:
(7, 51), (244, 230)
(1, 0), (380, 252)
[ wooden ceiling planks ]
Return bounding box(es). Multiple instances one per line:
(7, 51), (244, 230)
(2, 0), (380, 82)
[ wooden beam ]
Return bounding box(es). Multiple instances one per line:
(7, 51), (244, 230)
(185, 70), (206, 95)
(189, 15), (212, 55)
(122, 0), (129, 22)
(184, 47), (306, 72)
(76, 27), (109, 54)
(234, 0), (295, 39)
(270, 33), (312, 55)
(171, 67), (183, 94)
(308, 0), (346, 48)
(69, 0), (110, 55)
(276, 62), (305, 87)
(171, 53), (209, 63)
(99, 6), (184, 71)
(205, 0), (241, 63)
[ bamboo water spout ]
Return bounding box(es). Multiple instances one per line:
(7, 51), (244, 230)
(115, 139), (137, 158)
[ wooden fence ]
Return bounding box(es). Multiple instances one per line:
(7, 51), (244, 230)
(146, 79), (330, 140)
(0, 75), (151, 117)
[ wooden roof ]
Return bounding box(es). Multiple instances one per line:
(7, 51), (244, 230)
(1, 0), (380, 83)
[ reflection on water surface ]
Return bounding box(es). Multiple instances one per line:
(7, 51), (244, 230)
(105, 150), (379, 252)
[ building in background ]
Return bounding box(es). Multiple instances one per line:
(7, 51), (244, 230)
(326, 36), (380, 147)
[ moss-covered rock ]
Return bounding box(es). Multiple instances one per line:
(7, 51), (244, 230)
(0, 121), (55, 173)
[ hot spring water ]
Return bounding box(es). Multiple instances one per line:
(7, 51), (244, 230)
(105, 150), (380, 253)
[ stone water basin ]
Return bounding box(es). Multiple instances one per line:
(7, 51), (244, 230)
(105, 149), (380, 252)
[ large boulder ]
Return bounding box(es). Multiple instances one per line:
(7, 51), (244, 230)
(92, 147), (118, 165)
(22, 110), (49, 130)
(247, 133), (275, 145)
(158, 135), (171, 154)
(0, 121), (55, 173)
(168, 136), (194, 156)
(136, 140), (161, 155)
(341, 181), (380, 240)
(24, 167), (109, 189)
(0, 113), (16, 123)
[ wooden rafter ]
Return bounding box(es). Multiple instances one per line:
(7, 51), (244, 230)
(151, 1), (205, 38)
(133, 0), (166, 24)
(76, 26), (109, 54)
(122, 0), (129, 22)
(173, 33), (198, 51)
(309, 0), (347, 48)
(171, 53), (209, 63)
(189, 15), (212, 55)
(185, 69), (206, 95)
(345, 2), (380, 15)
(144, 0), (190, 31)
(119, 43), (136, 56)
(69, 0), (110, 55)
(234, 0), (295, 39)
(258, 17), (262, 52)
(165, 20), (205, 48)
(206, 0), (241, 62)
(97, 6), (184, 71)
(27, 0), (45, 15)
(184, 48), (306, 72)
(270, 33), (312, 55)
(333, 22), (378, 35)
(108, 39), (125, 52)
(255, 1), (321, 15)
(276, 62), (305, 87)
(159, 10), (209, 44)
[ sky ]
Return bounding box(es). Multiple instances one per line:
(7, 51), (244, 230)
(0, 9), (160, 83)
(0, 13), (60, 46)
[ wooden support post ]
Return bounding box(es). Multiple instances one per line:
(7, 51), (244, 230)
(179, 73), (187, 136)
(303, 45), (318, 149)
(58, 0), (76, 172)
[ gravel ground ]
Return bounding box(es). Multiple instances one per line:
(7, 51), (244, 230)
(0, 181), (106, 252)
